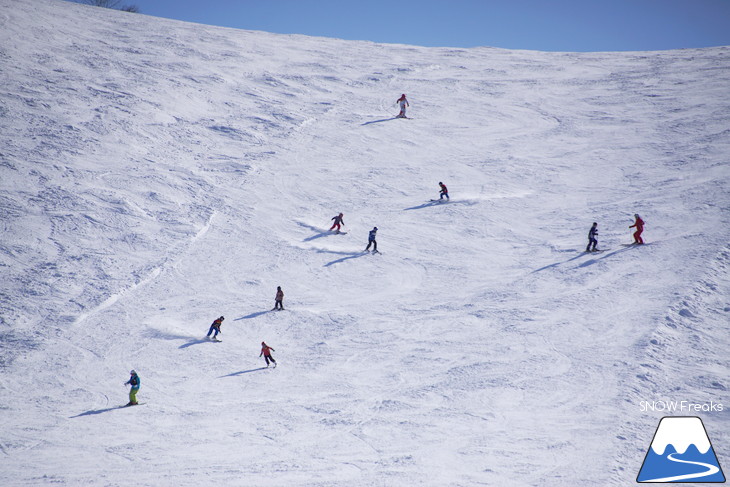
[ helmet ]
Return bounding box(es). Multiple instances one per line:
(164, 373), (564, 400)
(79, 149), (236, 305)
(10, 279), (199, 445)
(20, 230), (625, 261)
(635, 213), (640, 218)
(439, 182), (443, 185)
(373, 227), (378, 230)
(130, 370), (137, 375)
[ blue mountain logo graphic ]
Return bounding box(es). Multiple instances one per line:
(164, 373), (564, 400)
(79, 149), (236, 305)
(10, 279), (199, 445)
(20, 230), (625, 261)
(637, 416), (726, 483)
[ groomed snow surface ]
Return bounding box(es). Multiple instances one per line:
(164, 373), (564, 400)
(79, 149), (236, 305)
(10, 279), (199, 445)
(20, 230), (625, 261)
(1, 1), (729, 485)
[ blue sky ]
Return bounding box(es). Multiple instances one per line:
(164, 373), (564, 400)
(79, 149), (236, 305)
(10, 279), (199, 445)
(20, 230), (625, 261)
(96, 0), (729, 52)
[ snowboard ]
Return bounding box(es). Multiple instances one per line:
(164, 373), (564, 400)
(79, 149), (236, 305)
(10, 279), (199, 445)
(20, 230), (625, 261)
(122, 402), (145, 408)
(429, 199), (449, 202)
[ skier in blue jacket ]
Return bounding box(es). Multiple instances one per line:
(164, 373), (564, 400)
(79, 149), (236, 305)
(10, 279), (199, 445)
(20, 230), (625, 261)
(365, 227), (378, 253)
(207, 316), (224, 340)
(124, 370), (140, 406)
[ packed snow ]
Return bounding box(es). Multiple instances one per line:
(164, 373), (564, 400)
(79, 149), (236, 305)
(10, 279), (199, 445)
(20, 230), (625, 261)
(1, 0), (729, 485)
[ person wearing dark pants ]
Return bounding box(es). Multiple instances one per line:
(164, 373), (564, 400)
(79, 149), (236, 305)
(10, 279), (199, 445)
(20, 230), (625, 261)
(586, 222), (599, 252)
(365, 227), (378, 253)
(274, 286), (284, 310)
(260, 342), (276, 368)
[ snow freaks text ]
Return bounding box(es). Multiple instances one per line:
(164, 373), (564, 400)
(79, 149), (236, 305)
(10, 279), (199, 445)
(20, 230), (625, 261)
(639, 400), (724, 413)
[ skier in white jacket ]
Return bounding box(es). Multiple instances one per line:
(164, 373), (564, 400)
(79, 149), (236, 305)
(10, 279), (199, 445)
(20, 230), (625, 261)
(396, 94), (409, 118)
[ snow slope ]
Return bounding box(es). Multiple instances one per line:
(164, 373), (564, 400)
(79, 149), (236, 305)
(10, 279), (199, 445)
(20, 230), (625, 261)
(1, 0), (728, 485)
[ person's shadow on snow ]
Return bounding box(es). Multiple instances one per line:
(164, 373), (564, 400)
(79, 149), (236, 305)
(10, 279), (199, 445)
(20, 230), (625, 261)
(70, 405), (127, 417)
(361, 117), (397, 126)
(142, 328), (217, 349)
(319, 249), (369, 267)
(235, 310), (273, 320)
(531, 246), (633, 273)
(179, 338), (215, 349)
(404, 200), (471, 211)
(404, 201), (442, 210)
(218, 367), (268, 378)
(297, 221), (337, 242)
(576, 246), (633, 268)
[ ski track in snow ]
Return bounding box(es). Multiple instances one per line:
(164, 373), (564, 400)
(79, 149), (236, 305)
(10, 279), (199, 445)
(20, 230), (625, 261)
(1, 1), (729, 486)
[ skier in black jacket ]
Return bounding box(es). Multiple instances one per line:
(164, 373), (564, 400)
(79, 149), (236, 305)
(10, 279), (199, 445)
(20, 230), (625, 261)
(586, 222), (599, 252)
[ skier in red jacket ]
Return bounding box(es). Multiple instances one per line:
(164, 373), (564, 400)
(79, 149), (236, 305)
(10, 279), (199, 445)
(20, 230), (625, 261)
(260, 342), (276, 368)
(630, 214), (645, 244)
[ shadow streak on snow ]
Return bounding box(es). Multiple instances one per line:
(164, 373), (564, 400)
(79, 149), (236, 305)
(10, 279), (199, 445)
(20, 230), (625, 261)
(319, 249), (368, 267)
(576, 246), (635, 268)
(404, 201), (442, 211)
(531, 246), (636, 273)
(179, 338), (215, 349)
(218, 367), (268, 378)
(235, 310), (273, 320)
(403, 200), (471, 211)
(142, 328), (217, 349)
(296, 221), (331, 242)
(531, 252), (586, 273)
(70, 406), (124, 418)
(304, 232), (331, 242)
(361, 117), (396, 126)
